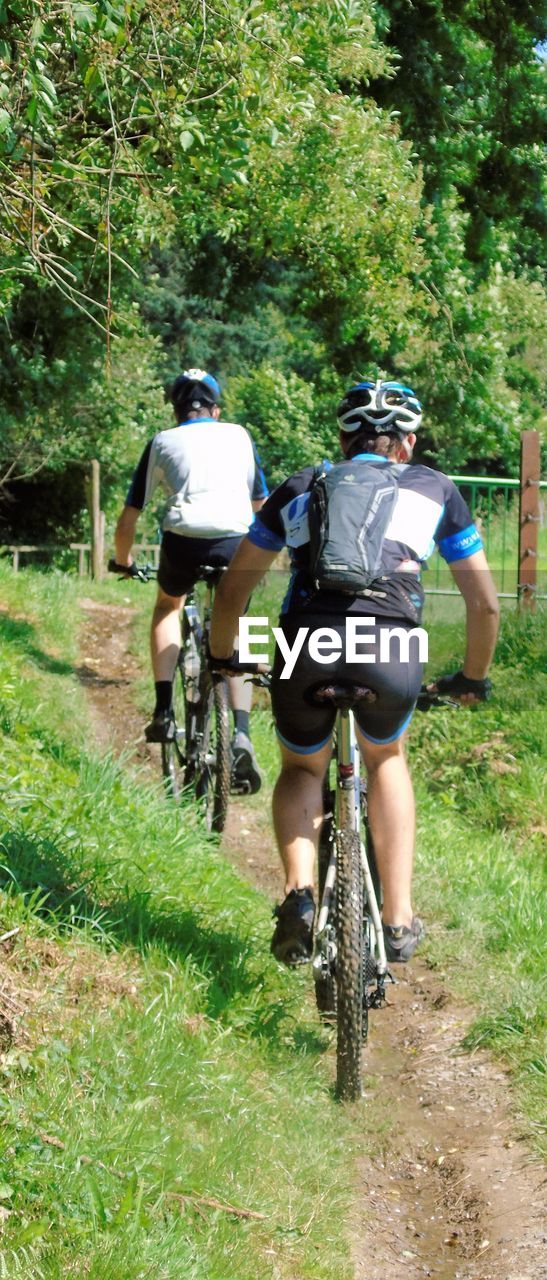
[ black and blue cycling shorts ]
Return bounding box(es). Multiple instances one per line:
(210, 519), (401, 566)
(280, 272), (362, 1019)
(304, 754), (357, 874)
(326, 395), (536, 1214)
(157, 532), (243, 598)
(270, 614), (423, 753)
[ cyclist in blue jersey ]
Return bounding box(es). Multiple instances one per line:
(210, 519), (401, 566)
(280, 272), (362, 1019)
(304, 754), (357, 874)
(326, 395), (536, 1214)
(112, 369), (268, 793)
(209, 380), (499, 963)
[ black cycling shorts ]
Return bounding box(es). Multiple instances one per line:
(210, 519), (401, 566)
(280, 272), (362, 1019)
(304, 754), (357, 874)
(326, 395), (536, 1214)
(270, 614), (424, 753)
(157, 532), (243, 597)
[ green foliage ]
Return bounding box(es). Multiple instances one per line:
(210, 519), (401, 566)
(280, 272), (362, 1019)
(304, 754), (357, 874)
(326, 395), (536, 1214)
(372, 0), (546, 272)
(0, 0), (425, 519)
(370, 1), (547, 470)
(226, 364), (338, 486)
(0, 0), (545, 535)
(0, 0), (404, 313)
(0, 299), (165, 538)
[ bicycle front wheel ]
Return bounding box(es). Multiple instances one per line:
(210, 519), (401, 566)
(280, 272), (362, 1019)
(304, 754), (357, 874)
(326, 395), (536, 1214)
(336, 828), (364, 1101)
(195, 675), (231, 833)
(161, 657), (186, 800)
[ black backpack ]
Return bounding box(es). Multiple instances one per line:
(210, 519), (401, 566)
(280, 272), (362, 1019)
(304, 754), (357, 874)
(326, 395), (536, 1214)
(308, 459), (400, 594)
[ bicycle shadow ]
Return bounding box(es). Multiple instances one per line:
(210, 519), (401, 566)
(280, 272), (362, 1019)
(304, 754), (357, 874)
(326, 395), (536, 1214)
(0, 612), (74, 678)
(0, 823), (326, 1056)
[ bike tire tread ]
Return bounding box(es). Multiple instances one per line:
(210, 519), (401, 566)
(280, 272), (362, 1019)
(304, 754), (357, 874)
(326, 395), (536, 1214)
(336, 828), (364, 1101)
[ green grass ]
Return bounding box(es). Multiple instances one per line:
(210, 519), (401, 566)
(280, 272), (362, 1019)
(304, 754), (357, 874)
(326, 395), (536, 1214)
(0, 563), (366, 1278)
(0, 561), (544, 1279)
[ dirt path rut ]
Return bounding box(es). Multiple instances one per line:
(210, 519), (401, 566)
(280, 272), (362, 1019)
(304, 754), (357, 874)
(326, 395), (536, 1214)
(78, 598), (546, 1280)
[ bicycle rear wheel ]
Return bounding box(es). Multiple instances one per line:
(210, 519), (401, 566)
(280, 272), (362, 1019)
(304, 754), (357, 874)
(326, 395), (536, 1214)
(195, 674), (231, 833)
(336, 828), (364, 1101)
(161, 656), (186, 800)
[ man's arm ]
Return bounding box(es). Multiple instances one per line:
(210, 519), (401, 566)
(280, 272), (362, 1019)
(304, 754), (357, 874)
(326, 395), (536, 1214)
(449, 548), (500, 679)
(115, 505), (140, 568)
(210, 537), (278, 659)
(112, 438), (155, 568)
(252, 497), (266, 513)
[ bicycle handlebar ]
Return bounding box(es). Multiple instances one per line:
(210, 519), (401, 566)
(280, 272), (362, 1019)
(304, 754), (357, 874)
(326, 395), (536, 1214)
(208, 664), (462, 704)
(108, 560), (227, 586)
(108, 559), (157, 582)
(218, 674), (462, 707)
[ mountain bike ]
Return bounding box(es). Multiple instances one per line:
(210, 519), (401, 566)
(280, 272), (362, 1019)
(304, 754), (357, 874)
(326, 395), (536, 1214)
(108, 560), (232, 834)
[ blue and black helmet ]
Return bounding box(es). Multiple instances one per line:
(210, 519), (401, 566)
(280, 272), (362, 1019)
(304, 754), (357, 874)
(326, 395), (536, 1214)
(337, 379), (422, 435)
(171, 368), (221, 416)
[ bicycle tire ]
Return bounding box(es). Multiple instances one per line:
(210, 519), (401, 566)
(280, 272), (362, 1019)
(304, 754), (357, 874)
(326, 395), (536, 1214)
(315, 778), (337, 1021)
(161, 656), (186, 800)
(361, 917), (374, 1040)
(359, 779), (380, 1031)
(336, 827), (364, 1101)
(195, 674), (231, 833)
(180, 606), (201, 789)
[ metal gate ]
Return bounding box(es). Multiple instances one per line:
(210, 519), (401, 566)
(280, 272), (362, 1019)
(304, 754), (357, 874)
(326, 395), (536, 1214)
(427, 474), (546, 600)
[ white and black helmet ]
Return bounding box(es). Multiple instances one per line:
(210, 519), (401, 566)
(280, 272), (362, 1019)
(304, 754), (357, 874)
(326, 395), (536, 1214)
(337, 379), (422, 435)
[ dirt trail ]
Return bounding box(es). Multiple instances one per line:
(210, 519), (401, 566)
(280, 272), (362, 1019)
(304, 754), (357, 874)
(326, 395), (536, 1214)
(77, 598), (546, 1280)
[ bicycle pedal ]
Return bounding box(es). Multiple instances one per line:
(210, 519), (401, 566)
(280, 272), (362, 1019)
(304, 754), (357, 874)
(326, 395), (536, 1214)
(230, 780), (252, 796)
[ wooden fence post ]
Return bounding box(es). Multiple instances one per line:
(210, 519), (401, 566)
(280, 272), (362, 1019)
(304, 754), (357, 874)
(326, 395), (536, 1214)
(88, 459), (104, 581)
(518, 430), (540, 612)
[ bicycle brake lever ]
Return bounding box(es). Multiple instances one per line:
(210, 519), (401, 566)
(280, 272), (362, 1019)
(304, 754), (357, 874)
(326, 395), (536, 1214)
(244, 675), (271, 688)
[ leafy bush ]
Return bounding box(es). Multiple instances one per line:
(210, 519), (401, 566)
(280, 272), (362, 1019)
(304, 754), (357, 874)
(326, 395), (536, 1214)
(226, 364), (337, 487)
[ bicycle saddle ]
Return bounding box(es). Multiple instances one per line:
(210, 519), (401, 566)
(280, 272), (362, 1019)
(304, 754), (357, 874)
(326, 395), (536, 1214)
(310, 683), (377, 710)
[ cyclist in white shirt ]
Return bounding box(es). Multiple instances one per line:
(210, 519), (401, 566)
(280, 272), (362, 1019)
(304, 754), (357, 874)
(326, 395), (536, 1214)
(112, 369), (268, 792)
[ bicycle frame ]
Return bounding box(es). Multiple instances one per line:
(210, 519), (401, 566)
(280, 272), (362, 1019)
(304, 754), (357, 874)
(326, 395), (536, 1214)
(313, 706), (389, 1004)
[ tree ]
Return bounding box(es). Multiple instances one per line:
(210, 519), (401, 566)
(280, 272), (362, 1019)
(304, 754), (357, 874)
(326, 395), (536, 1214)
(1, 0), (427, 510)
(365, 0), (546, 470)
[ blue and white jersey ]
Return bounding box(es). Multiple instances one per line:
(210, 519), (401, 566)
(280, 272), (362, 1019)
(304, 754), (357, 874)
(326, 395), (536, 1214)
(247, 453), (482, 622)
(126, 418), (268, 538)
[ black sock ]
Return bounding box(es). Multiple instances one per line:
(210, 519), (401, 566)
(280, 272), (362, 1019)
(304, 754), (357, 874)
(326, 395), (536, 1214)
(233, 709), (250, 736)
(154, 681), (172, 714)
